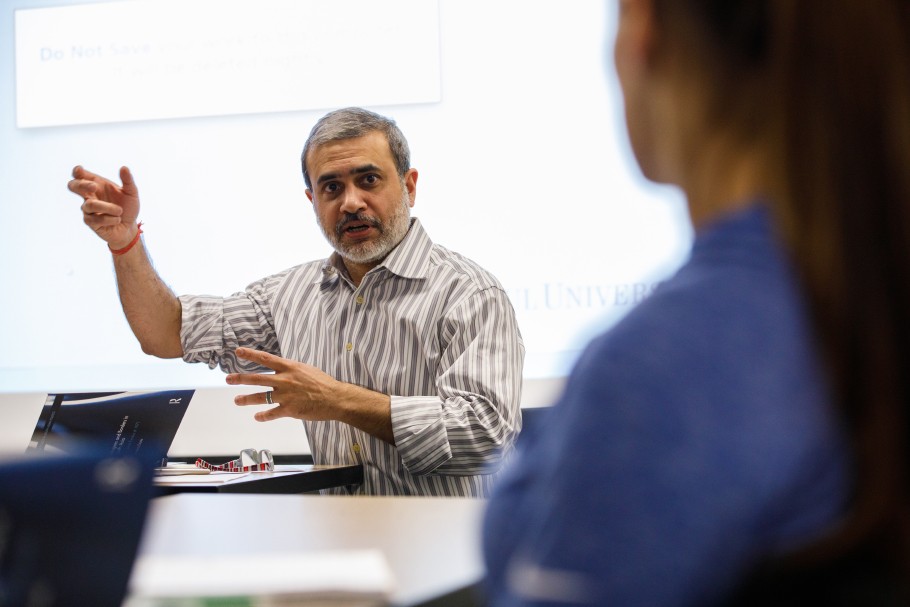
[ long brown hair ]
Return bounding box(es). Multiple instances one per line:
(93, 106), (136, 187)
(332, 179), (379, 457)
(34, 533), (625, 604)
(652, 0), (910, 600)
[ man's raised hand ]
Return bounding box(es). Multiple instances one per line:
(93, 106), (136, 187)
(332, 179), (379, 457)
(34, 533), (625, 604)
(68, 165), (141, 250)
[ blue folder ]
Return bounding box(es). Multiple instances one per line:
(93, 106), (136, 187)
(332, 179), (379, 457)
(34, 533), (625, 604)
(0, 447), (157, 606)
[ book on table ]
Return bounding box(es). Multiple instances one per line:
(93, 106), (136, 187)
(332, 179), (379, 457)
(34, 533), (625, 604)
(27, 389), (194, 466)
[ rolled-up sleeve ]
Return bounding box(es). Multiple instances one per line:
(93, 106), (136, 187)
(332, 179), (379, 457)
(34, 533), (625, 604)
(391, 285), (524, 476)
(179, 274), (284, 375)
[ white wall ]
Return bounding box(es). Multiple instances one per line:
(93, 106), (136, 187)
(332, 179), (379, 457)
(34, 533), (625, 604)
(0, 0), (686, 458)
(0, 0), (691, 396)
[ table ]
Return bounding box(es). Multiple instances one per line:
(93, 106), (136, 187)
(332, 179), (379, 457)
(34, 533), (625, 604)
(129, 493), (487, 606)
(154, 463), (364, 494)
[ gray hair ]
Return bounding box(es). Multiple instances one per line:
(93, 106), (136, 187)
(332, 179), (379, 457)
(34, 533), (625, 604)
(301, 107), (411, 191)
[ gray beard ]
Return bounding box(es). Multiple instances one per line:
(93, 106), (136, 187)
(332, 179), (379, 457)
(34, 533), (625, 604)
(320, 191), (411, 265)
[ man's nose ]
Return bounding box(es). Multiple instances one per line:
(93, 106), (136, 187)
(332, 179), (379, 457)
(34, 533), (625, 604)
(339, 188), (367, 213)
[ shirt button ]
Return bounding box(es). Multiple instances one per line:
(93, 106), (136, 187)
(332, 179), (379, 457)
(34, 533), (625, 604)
(352, 442), (361, 454)
(355, 295), (365, 305)
(345, 343), (353, 351)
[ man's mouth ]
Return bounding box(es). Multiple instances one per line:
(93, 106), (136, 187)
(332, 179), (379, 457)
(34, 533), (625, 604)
(345, 223), (371, 234)
(337, 216), (379, 239)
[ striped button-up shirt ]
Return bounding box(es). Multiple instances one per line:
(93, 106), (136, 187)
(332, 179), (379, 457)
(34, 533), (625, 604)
(179, 218), (524, 496)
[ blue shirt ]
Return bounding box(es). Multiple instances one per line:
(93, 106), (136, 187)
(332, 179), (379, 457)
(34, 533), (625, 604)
(482, 204), (850, 606)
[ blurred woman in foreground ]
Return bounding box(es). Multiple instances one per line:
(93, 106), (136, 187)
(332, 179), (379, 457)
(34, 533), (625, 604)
(483, 0), (910, 604)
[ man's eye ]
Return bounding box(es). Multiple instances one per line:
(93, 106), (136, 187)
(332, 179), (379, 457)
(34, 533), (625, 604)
(363, 174), (378, 185)
(324, 183), (340, 194)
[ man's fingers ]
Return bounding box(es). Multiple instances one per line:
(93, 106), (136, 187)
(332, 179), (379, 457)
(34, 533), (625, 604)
(70, 165), (124, 201)
(232, 389), (277, 405)
(254, 407), (289, 422)
(81, 198), (124, 217)
(68, 177), (97, 198)
(235, 347), (286, 371)
(230, 389), (289, 422)
(226, 371), (275, 388)
(119, 166), (138, 196)
(71, 165), (109, 184)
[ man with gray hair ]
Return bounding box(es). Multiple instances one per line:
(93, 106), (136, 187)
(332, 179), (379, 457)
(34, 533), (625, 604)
(67, 107), (525, 496)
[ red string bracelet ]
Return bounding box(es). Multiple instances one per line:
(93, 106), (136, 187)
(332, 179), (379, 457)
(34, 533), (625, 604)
(109, 222), (143, 256)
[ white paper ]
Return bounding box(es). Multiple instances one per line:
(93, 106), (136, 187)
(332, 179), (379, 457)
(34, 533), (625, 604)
(154, 471), (251, 485)
(129, 550), (395, 602)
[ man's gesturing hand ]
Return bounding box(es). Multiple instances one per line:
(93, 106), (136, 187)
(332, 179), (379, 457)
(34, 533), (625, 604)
(227, 347), (340, 422)
(68, 165), (141, 250)
(227, 347), (395, 444)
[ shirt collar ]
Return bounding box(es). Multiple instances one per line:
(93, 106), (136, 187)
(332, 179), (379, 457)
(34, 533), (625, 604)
(321, 217), (432, 283)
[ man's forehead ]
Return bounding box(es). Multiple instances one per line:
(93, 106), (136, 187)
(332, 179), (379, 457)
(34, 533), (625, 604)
(307, 131), (394, 176)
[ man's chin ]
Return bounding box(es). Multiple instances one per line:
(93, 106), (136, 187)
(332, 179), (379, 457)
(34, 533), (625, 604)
(338, 243), (386, 265)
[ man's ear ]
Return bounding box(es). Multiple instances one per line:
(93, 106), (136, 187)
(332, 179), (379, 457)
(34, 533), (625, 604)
(404, 168), (418, 207)
(305, 189), (315, 205)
